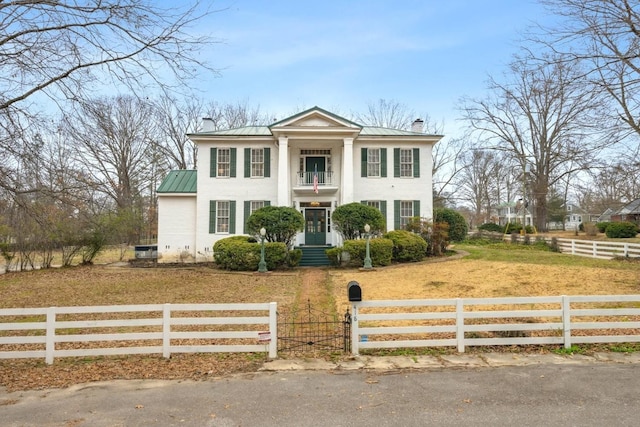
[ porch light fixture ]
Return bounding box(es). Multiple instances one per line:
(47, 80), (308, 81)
(258, 227), (268, 273)
(363, 223), (372, 270)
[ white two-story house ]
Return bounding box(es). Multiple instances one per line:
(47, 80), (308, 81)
(156, 106), (443, 263)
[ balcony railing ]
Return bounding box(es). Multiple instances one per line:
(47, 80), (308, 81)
(297, 171), (333, 187)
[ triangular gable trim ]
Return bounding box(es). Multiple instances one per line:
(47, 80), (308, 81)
(269, 106), (362, 129)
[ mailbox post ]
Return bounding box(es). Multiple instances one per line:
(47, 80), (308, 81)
(348, 281), (362, 355)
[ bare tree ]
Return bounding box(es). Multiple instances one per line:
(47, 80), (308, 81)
(63, 96), (156, 243)
(461, 55), (613, 231)
(0, 1), (219, 210)
(534, 0), (640, 138)
(354, 99), (417, 130)
(153, 96), (204, 170)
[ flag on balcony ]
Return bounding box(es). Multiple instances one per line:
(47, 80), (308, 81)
(313, 165), (319, 194)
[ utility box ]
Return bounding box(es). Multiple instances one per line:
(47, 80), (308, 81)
(134, 245), (158, 259)
(347, 280), (362, 302)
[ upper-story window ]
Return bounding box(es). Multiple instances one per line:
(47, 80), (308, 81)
(393, 148), (420, 178)
(251, 148), (264, 177)
(218, 148), (231, 177)
(210, 148), (236, 178)
(361, 148), (387, 178)
(400, 149), (413, 177)
(244, 147), (270, 178)
(367, 149), (381, 177)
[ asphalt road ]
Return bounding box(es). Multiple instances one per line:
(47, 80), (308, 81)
(2, 363), (639, 426)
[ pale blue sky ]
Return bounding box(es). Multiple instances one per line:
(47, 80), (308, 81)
(190, 0), (550, 136)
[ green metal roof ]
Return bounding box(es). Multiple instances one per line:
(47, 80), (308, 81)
(359, 126), (440, 137)
(157, 170), (197, 193)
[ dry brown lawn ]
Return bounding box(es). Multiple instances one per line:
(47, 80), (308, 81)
(330, 250), (640, 315)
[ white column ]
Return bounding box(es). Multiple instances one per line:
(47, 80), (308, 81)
(342, 137), (354, 204)
(277, 136), (289, 206)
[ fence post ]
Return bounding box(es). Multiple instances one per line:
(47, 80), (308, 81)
(162, 303), (171, 358)
(351, 303), (359, 356)
(592, 241), (597, 258)
(571, 240), (576, 255)
(269, 302), (278, 359)
(562, 295), (571, 349)
(45, 307), (56, 365)
(456, 299), (465, 353)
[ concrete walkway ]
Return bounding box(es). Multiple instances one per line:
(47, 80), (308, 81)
(261, 351), (640, 372)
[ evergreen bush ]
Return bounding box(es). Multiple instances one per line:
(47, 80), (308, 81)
(605, 222), (639, 238)
(384, 230), (427, 262)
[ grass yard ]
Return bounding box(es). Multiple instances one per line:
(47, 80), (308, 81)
(330, 243), (640, 315)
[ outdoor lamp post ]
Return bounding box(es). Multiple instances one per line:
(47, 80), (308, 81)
(258, 227), (267, 273)
(363, 223), (372, 270)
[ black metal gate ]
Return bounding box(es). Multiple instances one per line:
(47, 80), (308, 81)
(277, 300), (351, 355)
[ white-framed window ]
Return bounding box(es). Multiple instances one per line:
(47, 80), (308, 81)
(217, 201), (230, 233)
(367, 148), (381, 177)
(251, 148), (264, 177)
(400, 149), (413, 177)
(218, 148), (230, 177)
(366, 200), (381, 210)
(400, 200), (414, 229)
(250, 200), (265, 214)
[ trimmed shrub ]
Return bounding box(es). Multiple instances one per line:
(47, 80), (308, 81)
(344, 238), (393, 267)
(332, 203), (386, 240)
(213, 235), (288, 271)
(384, 230), (427, 262)
(596, 222), (611, 233)
(478, 223), (503, 233)
(605, 222), (639, 238)
(434, 208), (468, 242)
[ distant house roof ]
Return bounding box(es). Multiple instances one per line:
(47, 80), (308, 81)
(615, 198), (640, 215)
(157, 170), (197, 193)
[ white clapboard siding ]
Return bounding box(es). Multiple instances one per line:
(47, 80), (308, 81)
(0, 302), (277, 364)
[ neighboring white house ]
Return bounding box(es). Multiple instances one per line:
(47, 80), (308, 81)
(156, 106), (443, 263)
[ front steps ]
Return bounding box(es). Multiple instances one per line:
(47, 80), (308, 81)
(297, 246), (332, 266)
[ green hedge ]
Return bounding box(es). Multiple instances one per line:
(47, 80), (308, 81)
(213, 235), (292, 270)
(384, 230), (427, 262)
(478, 222), (504, 233)
(605, 222), (639, 238)
(596, 222), (611, 233)
(327, 238), (393, 267)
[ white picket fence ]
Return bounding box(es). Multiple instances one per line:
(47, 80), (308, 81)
(351, 295), (640, 355)
(0, 302), (277, 364)
(506, 236), (640, 259)
(552, 238), (640, 259)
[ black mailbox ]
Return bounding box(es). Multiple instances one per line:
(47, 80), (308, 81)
(347, 280), (362, 302)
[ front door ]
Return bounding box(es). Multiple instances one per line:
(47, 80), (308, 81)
(305, 209), (326, 245)
(305, 157), (325, 184)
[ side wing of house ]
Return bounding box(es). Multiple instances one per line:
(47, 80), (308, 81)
(157, 170), (198, 262)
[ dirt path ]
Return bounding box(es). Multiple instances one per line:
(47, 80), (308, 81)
(292, 268), (334, 320)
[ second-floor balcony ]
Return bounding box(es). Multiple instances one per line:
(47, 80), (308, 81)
(293, 171), (337, 194)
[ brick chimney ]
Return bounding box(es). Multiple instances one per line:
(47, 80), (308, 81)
(201, 117), (215, 132)
(411, 118), (424, 133)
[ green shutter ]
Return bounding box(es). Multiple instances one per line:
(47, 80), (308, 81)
(244, 201), (250, 233)
(230, 148), (237, 178)
(393, 148), (400, 177)
(229, 201), (236, 234)
(380, 200), (387, 228)
(381, 148), (387, 177)
(413, 200), (421, 218)
(413, 148), (420, 178)
(209, 200), (216, 233)
(264, 148), (271, 177)
(210, 148), (217, 177)
(244, 148), (251, 178)
(361, 148), (368, 177)
(394, 200), (400, 229)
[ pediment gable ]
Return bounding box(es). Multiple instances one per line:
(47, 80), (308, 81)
(270, 106), (361, 130)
